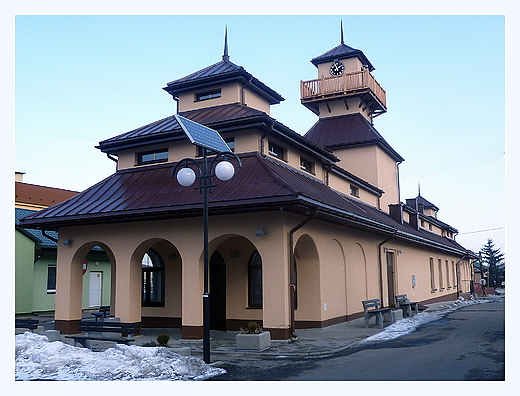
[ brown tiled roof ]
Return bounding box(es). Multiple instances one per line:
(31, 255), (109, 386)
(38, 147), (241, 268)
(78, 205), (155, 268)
(97, 104), (265, 150)
(163, 59), (284, 105)
(97, 103), (337, 162)
(15, 182), (78, 208)
(304, 114), (404, 162)
(19, 152), (471, 256)
(311, 43), (374, 71)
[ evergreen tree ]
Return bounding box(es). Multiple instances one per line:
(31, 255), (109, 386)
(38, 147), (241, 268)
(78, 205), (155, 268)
(479, 239), (505, 288)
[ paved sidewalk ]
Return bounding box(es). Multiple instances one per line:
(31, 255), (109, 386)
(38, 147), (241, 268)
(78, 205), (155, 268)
(21, 298), (498, 360)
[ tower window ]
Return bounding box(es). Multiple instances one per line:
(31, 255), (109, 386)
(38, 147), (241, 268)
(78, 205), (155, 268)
(195, 89), (222, 102)
(350, 185), (359, 197)
(137, 149), (168, 165)
(300, 157), (314, 173)
(268, 141), (286, 160)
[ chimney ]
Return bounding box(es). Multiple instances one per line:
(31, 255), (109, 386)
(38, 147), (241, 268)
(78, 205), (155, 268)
(409, 211), (420, 230)
(389, 204), (403, 225)
(15, 172), (25, 182)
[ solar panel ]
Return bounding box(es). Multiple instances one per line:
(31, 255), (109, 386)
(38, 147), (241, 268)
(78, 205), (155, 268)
(174, 114), (231, 154)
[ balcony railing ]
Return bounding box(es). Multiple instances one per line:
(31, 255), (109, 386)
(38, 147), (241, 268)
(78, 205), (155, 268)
(300, 69), (387, 109)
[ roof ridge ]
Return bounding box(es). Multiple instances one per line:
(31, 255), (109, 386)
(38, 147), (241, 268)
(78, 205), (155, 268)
(166, 59), (244, 86)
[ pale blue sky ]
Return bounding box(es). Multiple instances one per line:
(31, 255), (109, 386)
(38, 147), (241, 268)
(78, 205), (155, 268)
(12, 14), (506, 253)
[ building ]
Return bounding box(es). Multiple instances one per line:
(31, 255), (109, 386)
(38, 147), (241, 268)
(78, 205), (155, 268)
(15, 173), (111, 314)
(19, 31), (475, 338)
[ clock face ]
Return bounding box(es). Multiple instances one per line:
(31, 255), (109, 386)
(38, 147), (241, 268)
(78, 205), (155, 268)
(329, 60), (345, 76)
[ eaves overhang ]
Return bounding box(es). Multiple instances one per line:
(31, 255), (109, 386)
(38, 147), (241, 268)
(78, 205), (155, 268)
(163, 70), (285, 105)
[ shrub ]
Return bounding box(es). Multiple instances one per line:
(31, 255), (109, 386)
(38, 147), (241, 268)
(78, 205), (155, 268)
(239, 321), (263, 334)
(157, 334), (170, 347)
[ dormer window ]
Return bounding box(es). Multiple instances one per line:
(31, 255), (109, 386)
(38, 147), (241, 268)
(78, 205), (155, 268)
(195, 89), (222, 102)
(300, 157), (314, 173)
(268, 141), (286, 160)
(137, 149), (168, 165)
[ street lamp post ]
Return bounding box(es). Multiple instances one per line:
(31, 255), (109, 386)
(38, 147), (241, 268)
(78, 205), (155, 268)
(172, 115), (241, 363)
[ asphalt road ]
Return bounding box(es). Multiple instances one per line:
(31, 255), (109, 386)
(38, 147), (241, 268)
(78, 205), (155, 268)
(212, 300), (505, 381)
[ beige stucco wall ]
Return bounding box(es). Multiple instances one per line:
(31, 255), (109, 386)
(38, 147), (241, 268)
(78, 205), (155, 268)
(316, 57), (364, 77)
(318, 97), (372, 120)
(331, 145), (399, 212)
(54, 206), (470, 337)
(176, 83), (271, 114)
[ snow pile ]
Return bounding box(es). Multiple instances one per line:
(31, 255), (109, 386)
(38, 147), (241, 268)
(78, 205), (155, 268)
(361, 297), (490, 344)
(15, 332), (226, 381)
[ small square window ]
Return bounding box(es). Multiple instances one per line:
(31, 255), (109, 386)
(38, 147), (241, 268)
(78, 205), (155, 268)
(268, 142), (285, 159)
(300, 157), (313, 173)
(350, 185), (359, 197)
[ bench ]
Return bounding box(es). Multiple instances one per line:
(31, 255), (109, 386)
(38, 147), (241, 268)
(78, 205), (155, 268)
(15, 318), (39, 332)
(395, 294), (419, 317)
(65, 320), (140, 348)
(91, 306), (110, 322)
(362, 299), (393, 328)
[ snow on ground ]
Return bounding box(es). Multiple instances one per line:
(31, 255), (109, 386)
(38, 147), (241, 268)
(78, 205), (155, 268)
(361, 296), (492, 344)
(15, 332), (226, 381)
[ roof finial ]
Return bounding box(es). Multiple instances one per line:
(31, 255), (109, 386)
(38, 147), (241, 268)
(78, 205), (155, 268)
(418, 182), (421, 197)
(223, 26), (230, 61)
(340, 20), (344, 45)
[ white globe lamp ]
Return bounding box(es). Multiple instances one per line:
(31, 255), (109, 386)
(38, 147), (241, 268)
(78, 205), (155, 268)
(215, 161), (235, 181)
(177, 167), (196, 186)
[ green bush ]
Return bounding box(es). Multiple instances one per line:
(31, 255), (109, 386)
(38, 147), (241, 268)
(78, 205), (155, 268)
(157, 333), (170, 347)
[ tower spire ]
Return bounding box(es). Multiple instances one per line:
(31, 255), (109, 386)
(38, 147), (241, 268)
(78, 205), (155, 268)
(222, 26), (229, 61)
(340, 20), (344, 45)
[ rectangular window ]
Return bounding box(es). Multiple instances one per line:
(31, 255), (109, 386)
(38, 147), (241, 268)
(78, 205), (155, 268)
(446, 259), (451, 288)
(438, 258), (444, 289)
(268, 141), (285, 159)
(350, 184), (359, 197)
(452, 260), (457, 288)
(430, 258), (436, 292)
(300, 157), (314, 173)
(47, 265), (57, 293)
(137, 149), (168, 165)
(195, 89), (222, 102)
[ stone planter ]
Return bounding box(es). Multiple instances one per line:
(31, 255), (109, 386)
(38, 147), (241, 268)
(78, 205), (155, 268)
(236, 331), (271, 351)
(384, 308), (403, 323)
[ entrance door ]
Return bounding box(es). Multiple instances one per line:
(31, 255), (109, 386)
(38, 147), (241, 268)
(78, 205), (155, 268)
(386, 252), (396, 306)
(89, 272), (102, 307)
(210, 251), (226, 330)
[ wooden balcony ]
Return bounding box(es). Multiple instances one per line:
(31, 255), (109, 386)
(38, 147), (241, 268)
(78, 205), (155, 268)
(300, 69), (387, 114)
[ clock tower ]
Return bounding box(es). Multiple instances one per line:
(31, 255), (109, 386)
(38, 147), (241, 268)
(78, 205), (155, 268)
(300, 25), (386, 122)
(303, 26), (403, 212)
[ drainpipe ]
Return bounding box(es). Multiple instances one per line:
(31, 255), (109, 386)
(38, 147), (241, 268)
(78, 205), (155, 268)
(378, 230), (397, 307)
(106, 153), (118, 163)
(288, 207), (319, 339)
(260, 120), (275, 158)
(42, 229), (59, 243)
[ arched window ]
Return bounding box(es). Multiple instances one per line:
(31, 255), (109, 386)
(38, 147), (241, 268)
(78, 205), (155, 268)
(248, 250), (262, 308)
(142, 249), (165, 307)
